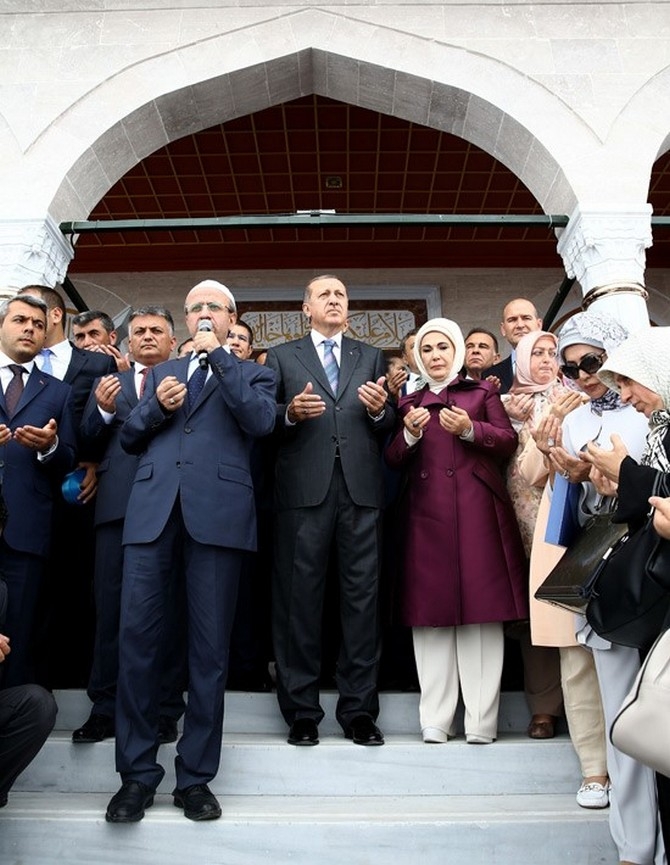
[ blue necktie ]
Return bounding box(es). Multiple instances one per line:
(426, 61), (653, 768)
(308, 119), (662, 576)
(40, 348), (53, 375)
(188, 365), (207, 410)
(322, 339), (339, 396)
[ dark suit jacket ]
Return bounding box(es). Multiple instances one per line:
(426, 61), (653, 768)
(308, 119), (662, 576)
(0, 368), (77, 557)
(483, 355), (514, 394)
(120, 347), (277, 552)
(63, 344), (116, 427)
(79, 369), (140, 527)
(266, 334), (394, 510)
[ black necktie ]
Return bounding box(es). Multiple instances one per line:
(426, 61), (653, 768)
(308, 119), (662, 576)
(5, 364), (25, 417)
(188, 365), (207, 410)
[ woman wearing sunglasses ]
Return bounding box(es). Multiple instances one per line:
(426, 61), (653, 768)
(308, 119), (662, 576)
(540, 312), (662, 865)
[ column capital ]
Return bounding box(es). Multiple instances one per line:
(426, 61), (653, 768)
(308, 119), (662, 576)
(556, 206), (653, 329)
(0, 216), (74, 293)
(556, 206), (652, 294)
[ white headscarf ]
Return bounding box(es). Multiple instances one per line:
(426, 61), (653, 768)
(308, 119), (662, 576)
(597, 327), (670, 409)
(598, 326), (670, 469)
(413, 318), (465, 389)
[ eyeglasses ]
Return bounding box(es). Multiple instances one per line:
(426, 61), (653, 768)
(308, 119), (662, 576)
(185, 301), (228, 315)
(560, 352), (606, 380)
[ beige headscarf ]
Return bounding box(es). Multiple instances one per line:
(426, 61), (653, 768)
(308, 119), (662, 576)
(413, 318), (465, 389)
(509, 330), (559, 395)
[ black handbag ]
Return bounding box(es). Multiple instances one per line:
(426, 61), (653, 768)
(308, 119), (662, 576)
(585, 477), (670, 651)
(535, 509), (628, 614)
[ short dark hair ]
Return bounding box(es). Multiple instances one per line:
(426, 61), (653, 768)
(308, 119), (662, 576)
(129, 305), (175, 335)
(18, 284), (66, 317)
(465, 328), (499, 353)
(400, 328), (418, 354)
(0, 294), (48, 325)
(72, 309), (116, 333)
(230, 318), (253, 346)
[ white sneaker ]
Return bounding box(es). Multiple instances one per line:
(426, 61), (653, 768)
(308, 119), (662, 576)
(576, 781), (610, 809)
(466, 734), (494, 744)
(422, 727), (448, 744)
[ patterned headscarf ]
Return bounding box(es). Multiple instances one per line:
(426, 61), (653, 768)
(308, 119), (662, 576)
(557, 309), (630, 360)
(509, 331), (559, 395)
(413, 318), (465, 389)
(597, 327), (670, 469)
(557, 309), (630, 415)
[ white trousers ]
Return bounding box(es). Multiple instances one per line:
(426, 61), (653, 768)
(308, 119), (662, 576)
(412, 623), (504, 740)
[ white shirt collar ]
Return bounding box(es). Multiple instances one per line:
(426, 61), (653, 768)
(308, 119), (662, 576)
(310, 329), (343, 350)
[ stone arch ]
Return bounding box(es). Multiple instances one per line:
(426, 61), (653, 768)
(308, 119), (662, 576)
(604, 63), (670, 189)
(22, 11), (606, 225)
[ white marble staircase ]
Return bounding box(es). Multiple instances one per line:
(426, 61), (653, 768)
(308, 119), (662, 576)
(0, 690), (616, 865)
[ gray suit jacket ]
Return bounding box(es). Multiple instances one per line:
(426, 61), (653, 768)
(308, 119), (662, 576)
(266, 334), (394, 510)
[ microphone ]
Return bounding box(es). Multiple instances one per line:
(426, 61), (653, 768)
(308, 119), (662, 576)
(196, 319), (212, 370)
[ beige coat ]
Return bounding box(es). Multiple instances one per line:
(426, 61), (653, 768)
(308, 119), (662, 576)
(518, 434), (579, 647)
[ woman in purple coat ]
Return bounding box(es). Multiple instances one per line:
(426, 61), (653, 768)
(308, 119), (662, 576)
(385, 318), (528, 744)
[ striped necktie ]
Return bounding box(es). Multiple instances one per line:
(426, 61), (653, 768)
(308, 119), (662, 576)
(322, 339), (339, 395)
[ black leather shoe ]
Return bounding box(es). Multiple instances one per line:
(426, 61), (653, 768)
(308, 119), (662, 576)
(344, 715), (385, 746)
(173, 783), (222, 821)
(72, 713), (115, 743)
(157, 715), (178, 744)
(287, 718), (319, 746)
(105, 781), (154, 823)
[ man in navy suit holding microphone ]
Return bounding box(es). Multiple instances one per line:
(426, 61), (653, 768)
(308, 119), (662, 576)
(106, 280), (276, 824)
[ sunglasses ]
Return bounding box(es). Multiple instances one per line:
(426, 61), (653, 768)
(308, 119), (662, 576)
(560, 352), (606, 380)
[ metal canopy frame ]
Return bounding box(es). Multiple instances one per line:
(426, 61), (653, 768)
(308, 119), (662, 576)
(60, 210), (660, 328)
(60, 212), (570, 235)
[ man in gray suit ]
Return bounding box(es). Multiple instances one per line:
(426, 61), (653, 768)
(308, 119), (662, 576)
(266, 274), (393, 748)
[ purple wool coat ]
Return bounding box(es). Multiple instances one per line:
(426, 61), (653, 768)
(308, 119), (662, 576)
(385, 376), (529, 627)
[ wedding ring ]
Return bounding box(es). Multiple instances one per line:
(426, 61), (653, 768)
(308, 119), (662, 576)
(169, 397), (175, 405)
(561, 470), (569, 479)
(547, 437), (555, 447)
(411, 420), (419, 428)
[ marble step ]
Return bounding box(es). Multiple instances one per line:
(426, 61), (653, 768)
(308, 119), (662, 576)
(2, 691), (617, 865)
(0, 792), (615, 865)
(51, 688), (551, 736)
(17, 731), (582, 796)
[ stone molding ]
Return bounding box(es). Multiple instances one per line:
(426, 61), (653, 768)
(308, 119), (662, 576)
(0, 216), (74, 292)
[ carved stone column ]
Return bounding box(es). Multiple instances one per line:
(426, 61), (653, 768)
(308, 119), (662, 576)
(556, 207), (652, 330)
(0, 216), (74, 296)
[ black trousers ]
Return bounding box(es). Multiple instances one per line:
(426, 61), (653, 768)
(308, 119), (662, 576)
(272, 460), (382, 729)
(0, 684), (57, 804)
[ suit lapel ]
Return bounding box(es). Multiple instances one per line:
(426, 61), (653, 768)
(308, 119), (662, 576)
(9, 368), (49, 417)
(296, 336), (333, 397)
(338, 337), (359, 399)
